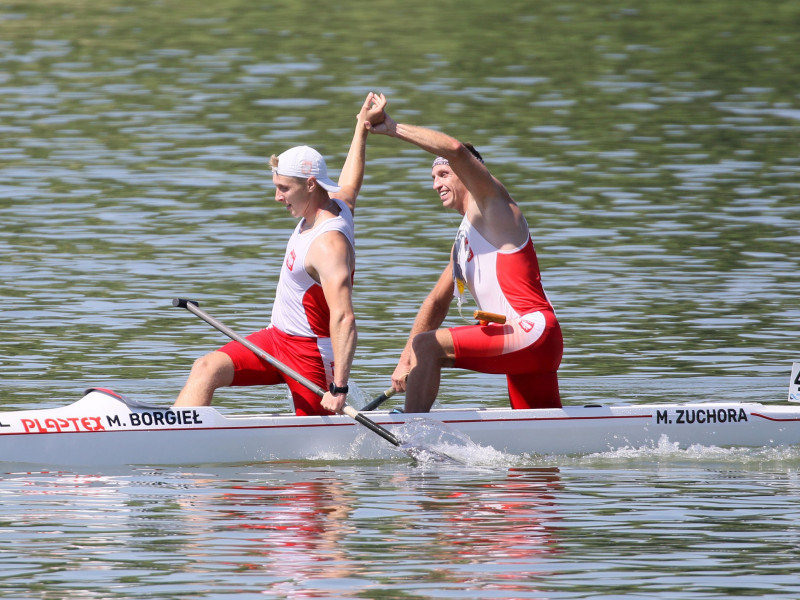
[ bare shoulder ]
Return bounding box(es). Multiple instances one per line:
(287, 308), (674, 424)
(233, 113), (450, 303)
(468, 193), (529, 249)
(305, 229), (354, 282)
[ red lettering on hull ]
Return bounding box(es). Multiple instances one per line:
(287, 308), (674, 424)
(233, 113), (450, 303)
(20, 417), (106, 434)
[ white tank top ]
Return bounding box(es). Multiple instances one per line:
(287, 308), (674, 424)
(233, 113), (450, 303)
(271, 199), (355, 338)
(452, 215), (553, 318)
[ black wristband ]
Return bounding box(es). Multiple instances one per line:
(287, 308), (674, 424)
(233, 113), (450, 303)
(329, 382), (349, 395)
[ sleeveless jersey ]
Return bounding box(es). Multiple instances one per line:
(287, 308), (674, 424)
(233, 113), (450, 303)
(271, 199), (355, 338)
(452, 215), (553, 318)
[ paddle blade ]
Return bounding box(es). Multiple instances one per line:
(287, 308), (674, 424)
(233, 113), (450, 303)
(401, 442), (466, 465)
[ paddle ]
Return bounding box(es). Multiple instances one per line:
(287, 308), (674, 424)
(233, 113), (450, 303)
(172, 298), (401, 448)
(362, 373), (407, 411)
(362, 388), (395, 412)
(362, 311), (503, 412)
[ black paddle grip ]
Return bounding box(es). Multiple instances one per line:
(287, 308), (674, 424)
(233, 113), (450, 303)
(173, 298), (200, 309)
(354, 413), (400, 446)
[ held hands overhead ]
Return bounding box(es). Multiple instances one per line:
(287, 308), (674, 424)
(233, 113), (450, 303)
(360, 92), (394, 135)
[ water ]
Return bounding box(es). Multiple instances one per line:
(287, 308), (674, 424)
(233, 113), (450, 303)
(1, 0), (800, 597)
(4, 461), (800, 599)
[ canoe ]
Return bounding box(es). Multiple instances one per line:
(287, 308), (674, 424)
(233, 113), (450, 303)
(2, 378), (800, 466)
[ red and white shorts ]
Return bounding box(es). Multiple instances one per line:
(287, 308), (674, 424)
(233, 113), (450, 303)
(218, 326), (334, 416)
(450, 310), (563, 409)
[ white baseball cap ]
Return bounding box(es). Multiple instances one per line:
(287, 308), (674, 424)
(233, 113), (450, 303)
(273, 145), (341, 193)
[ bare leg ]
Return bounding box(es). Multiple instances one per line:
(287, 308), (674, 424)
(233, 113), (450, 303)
(174, 351), (235, 407)
(404, 329), (456, 413)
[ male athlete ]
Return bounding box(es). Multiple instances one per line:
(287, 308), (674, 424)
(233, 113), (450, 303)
(175, 93), (387, 415)
(366, 98), (563, 412)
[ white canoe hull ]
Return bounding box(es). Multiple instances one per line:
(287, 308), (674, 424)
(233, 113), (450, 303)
(2, 388), (800, 466)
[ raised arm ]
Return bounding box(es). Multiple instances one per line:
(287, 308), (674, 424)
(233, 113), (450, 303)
(368, 108), (505, 210)
(334, 93), (387, 214)
(368, 98), (528, 249)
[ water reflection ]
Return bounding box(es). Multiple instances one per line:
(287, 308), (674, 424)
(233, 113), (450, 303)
(161, 466), (564, 597)
(411, 468), (562, 567)
(0, 466), (564, 594)
(5, 460), (800, 597)
(206, 474), (358, 588)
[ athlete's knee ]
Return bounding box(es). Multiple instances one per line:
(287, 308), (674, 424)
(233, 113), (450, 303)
(411, 330), (450, 365)
(190, 352), (233, 387)
(190, 353), (215, 376)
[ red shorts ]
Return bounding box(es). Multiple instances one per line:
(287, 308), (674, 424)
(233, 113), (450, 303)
(218, 327), (333, 416)
(450, 310), (562, 409)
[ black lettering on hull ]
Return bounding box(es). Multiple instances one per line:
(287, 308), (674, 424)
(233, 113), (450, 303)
(123, 410), (203, 428)
(657, 408), (748, 426)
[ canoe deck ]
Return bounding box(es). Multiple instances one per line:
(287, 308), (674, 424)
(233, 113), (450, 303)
(1, 387), (799, 466)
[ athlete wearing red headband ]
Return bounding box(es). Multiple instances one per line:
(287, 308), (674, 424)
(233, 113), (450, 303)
(367, 97), (562, 412)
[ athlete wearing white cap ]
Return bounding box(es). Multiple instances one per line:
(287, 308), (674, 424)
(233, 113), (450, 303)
(175, 93), (387, 415)
(272, 145), (341, 193)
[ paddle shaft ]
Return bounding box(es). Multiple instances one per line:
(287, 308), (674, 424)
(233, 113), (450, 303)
(362, 387), (396, 412)
(362, 372), (408, 412)
(173, 298), (400, 447)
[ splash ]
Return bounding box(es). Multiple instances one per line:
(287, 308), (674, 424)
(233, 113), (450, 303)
(395, 417), (516, 467)
(570, 434), (800, 467)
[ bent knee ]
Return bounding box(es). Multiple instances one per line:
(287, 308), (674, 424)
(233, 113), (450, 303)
(190, 351), (234, 384)
(411, 330), (454, 365)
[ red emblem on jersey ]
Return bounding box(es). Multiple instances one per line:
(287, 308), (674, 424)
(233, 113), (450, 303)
(519, 319), (534, 332)
(465, 239), (474, 262)
(286, 249), (296, 271)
